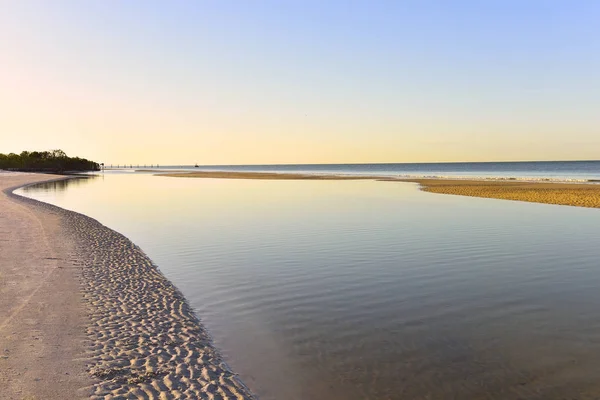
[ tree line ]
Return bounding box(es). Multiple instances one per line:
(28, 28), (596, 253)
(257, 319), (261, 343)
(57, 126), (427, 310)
(0, 150), (100, 172)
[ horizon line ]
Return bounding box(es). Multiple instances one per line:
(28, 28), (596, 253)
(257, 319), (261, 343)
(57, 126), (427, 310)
(100, 159), (600, 167)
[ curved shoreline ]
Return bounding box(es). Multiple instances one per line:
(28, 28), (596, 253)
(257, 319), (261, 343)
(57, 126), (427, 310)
(4, 174), (255, 399)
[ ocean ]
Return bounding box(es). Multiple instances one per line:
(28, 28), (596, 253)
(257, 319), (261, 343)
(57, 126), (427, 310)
(17, 165), (600, 399)
(111, 160), (600, 181)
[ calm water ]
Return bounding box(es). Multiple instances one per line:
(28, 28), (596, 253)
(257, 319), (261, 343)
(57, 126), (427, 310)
(18, 173), (600, 399)
(111, 160), (600, 181)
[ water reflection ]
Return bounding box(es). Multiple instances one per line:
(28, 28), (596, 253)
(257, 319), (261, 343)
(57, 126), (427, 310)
(18, 173), (600, 400)
(21, 174), (101, 192)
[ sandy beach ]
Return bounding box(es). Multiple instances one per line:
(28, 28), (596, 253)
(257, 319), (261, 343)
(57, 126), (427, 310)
(1, 172), (255, 399)
(0, 173), (91, 399)
(157, 171), (600, 209)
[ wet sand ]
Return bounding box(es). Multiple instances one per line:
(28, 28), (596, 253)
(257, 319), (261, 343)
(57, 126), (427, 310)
(158, 171), (600, 209)
(1, 172), (255, 399)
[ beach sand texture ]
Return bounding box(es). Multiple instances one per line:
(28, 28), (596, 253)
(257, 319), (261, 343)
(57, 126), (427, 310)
(158, 171), (600, 209)
(1, 173), (255, 399)
(0, 173), (91, 400)
(397, 179), (600, 209)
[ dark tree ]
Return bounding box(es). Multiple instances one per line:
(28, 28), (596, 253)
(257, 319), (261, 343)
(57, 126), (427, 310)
(0, 150), (100, 172)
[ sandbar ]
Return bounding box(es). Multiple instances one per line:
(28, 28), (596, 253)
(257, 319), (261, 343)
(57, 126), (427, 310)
(158, 171), (369, 180)
(157, 171), (600, 209)
(392, 178), (600, 209)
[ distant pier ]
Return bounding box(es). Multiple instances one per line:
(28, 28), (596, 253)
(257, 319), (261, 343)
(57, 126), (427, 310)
(103, 164), (160, 170)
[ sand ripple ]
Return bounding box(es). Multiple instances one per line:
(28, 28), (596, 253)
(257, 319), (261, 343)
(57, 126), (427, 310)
(15, 188), (255, 399)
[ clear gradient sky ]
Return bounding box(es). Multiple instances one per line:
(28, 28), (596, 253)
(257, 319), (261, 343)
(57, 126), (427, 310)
(1, 1), (599, 164)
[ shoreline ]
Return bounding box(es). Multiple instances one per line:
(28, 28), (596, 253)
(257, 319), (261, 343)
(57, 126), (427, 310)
(156, 171), (600, 209)
(391, 178), (600, 209)
(2, 173), (255, 399)
(1, 173), (92, 399)
(3, 170), (598, 397)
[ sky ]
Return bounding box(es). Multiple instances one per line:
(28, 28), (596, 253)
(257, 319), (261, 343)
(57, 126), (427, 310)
(1, 1), (599, 165)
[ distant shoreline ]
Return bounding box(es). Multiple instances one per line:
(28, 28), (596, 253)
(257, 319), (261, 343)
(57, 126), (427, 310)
(393, 178), (600, 209)
(155, 170), (371, 180)
(155, 171), (600, 209)
(108, 159), (600, 169)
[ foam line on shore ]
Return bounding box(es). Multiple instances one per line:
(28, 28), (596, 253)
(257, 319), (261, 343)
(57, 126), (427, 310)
(9, 177), (256, 399)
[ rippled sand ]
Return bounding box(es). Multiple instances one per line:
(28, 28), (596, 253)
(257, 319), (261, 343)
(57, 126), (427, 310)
(4, 173), (255, 399)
